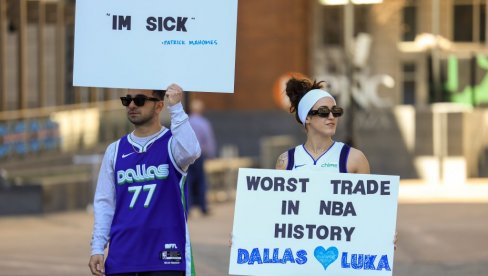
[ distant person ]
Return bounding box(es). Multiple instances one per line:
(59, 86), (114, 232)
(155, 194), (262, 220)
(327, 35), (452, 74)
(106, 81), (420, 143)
(88, 84), (201, 276)
(187, 99), (217, 215)
(0, 169), (9, 188)
(275, 77), (370, 173)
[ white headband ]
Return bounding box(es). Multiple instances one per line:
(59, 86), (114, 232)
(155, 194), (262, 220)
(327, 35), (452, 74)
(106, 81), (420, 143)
(297, 89), (336, 125)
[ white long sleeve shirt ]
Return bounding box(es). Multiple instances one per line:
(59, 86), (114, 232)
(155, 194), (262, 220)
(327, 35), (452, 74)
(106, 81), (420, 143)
(90, 103), (201, 255)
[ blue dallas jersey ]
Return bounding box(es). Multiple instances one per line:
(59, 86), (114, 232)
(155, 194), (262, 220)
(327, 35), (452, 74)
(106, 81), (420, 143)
(105, 129), (194, 275)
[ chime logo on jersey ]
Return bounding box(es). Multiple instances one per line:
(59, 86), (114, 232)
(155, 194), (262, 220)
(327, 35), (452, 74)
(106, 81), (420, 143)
(321, 163), (338, 168)
(117, 164), (169, 184)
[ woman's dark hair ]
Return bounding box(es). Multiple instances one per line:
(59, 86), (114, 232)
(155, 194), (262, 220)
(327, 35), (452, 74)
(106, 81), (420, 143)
(152, 90), (166, 100)
(285, 77), (325, 124)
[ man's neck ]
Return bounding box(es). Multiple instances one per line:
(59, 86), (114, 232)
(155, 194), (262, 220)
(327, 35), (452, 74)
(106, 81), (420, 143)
(133, 124), (163, 138)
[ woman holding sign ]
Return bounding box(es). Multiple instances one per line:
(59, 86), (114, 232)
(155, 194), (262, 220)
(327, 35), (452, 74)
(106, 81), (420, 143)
(274, 77), (399, 250)
(276, 77), (370, 174)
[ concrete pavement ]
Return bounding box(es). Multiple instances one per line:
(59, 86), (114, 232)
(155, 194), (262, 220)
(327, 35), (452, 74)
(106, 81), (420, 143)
(0, 193), (487, 275)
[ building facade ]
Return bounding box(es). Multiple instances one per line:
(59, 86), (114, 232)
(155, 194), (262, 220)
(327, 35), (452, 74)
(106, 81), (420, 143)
(1, 0), (488, 179)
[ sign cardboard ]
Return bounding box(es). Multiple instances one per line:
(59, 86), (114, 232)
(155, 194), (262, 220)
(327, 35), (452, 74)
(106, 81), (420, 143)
(73, 0), (238, 93)
(229, 168), (399, 276)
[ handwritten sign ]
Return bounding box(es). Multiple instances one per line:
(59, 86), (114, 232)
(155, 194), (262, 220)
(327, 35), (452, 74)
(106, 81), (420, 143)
(229, 168), (399, 276)
(73, 0), (238, 93)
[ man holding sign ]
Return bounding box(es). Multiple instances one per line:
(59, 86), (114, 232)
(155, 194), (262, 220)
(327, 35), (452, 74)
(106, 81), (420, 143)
(89, 85), (201, 276)
(76, 0), (240, 275)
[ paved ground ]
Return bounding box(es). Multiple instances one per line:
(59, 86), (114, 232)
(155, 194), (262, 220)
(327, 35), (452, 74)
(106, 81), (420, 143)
(0, 199), (487, 276)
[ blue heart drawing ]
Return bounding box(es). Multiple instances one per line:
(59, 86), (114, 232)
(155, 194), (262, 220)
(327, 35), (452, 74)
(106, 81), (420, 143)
(314, 246), (339, 270)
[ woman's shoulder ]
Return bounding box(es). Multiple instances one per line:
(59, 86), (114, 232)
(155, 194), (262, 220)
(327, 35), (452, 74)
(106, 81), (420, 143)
(348, 147), (366, 160)
(347, 146), (370, 174)
(275, 151), (289, 170)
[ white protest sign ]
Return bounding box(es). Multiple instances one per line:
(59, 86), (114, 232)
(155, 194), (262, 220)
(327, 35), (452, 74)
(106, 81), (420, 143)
(229, 168), (399, 276)
(73, 0), (238, 93)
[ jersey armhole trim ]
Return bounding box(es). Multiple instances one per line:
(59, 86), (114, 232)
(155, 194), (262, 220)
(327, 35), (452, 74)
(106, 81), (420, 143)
(168, 136), (187, 176)
(112, 139), (120, 170)
(286, 148), (295, 170)
(339, 144), (351, 173)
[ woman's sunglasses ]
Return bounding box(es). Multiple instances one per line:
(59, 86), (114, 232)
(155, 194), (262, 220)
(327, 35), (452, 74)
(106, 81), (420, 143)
(308, 106), (344, 118)
(120, 95), (160, 107)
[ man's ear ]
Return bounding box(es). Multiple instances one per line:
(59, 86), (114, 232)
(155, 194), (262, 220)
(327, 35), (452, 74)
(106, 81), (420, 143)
(156, 100), (165, 112)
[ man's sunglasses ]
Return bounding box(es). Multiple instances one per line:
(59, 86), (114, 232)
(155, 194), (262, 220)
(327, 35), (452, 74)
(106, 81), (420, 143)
(308, 106), (344, 118)
(120, 95), (160, 107)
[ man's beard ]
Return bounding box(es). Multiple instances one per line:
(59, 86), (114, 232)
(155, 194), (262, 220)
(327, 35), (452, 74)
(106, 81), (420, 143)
(128, 108), (156, 126)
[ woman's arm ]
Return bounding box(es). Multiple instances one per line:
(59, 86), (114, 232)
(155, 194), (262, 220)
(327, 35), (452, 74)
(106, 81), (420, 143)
(275, 151), (288, 170)
(347, 147), (370, 174)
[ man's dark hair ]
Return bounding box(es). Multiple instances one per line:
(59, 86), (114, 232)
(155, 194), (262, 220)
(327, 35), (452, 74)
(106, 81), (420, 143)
(153, 90), (166, 100)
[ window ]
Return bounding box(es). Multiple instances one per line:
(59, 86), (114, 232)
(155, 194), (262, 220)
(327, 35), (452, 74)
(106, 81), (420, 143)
(453, 0), (486, 43)
(481, 4), (486, 42)
(321, 4), (369, 46)
(454, 4), (473, 41)
(402, 63), (416, 105)
(322, 5), (343, 45)
(402, 0), (417, 41)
